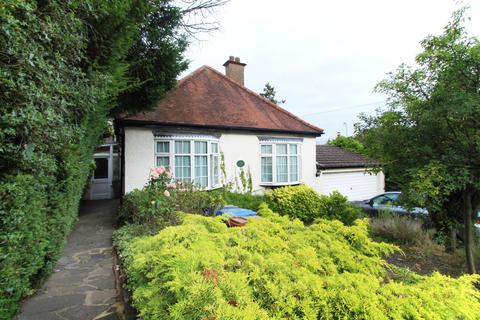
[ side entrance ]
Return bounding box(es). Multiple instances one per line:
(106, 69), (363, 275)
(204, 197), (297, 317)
(84, 142), (121, 200)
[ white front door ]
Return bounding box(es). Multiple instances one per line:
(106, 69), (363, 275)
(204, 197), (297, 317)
(91, 156), (112, 200)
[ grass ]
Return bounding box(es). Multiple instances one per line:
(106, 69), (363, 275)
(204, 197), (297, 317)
(369, 214), (472, 276)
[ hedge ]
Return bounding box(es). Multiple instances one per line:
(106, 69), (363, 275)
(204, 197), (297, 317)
(266, 186), (362, 224)
(117, 214), (480, 319)
(0, 1), (188, 317)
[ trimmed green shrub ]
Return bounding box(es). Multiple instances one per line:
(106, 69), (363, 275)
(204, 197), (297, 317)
(119, 214), (480, 319)
(224, 192), (265, 211)
(265, 185), (320, 222)
(256, 202), (275, 217)
(317, 191), (363, 225)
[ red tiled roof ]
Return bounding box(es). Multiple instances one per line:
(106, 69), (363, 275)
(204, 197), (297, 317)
(118, 66), (323, 135)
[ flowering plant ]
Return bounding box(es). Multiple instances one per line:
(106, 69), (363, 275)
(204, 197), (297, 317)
(148, 166), (174, 191)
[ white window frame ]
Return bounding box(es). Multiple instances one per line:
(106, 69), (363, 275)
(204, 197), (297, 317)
(154, 136), (221, 189)
(259, 141), (301, 186)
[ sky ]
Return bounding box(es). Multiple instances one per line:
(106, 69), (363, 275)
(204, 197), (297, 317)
(180, 0), (480, 143)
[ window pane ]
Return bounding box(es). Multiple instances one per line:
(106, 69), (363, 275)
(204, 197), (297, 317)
(276, 156), (288, 182)
(212, 155), (219, 185)
(94, 158), (109, 179)
(261, 145), (272, 154)
(194, 141), (207, 154)
(289, 144), (298, 155)
(290, 156), (298, 181)
(261, 156), (273, 182)
(175, 141), (190, 154)
(194, 156), (208, 187)
(156, 141), (169, 153)
(175, 156), (191, 182)
(276, 144), (287, 155)
(211, 143), (218, 154)
(156, 156), (170, 169)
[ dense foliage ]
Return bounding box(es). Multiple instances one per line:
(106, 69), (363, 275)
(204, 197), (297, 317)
(0, 0), (196, 316)
(356, 8), (480, 273)
(116, 213), (480, 319)
(266, 186), (321, 222)
(174, 184), (226, 215)
(118, 168), (180, 233)
(327, 135), (365, 155)
(266, 186), (361, 225)
(224, 191), (265, 211)
(317, 191), (363, 225)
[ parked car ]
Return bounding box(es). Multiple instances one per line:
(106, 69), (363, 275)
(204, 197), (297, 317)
(351, 191), (428, 219)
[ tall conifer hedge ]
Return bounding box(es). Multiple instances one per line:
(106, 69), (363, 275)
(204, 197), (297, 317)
(0, 1), (189, 317)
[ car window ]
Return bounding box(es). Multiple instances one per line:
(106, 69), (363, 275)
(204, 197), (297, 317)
(386, 193), (400, 202)
(372, 194), (398, 206)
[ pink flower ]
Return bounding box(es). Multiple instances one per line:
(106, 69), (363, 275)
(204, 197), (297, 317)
(155, 166), (165, 175)
(163, 190), (170, 197)
(150, 168), (159, 179)
(165, 170), (173, 178)
(167, 182), (176, 189)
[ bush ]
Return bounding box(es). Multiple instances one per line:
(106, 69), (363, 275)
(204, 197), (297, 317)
(224, 191), (265, 210)
(256, 202), (275, 217)
(119, 214), (480, 319)
(265, 185), (320, 222)
(370, 214), (434, 245)
(118, 168), (180, 233)
(317, 191), (363, 225)
(174, 184), (226, 215)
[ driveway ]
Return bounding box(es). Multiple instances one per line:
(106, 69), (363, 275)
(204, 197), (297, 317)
(15, 199), (121, 320)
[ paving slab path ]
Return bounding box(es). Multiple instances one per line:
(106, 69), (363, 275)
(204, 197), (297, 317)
(16, 199), (121, 320)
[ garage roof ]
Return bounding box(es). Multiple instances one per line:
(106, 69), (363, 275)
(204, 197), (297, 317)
(316, 145), (377, 170)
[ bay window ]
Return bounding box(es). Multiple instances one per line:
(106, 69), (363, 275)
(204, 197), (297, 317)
(154, 137), (220, 189)
(260, 141), (300, 185)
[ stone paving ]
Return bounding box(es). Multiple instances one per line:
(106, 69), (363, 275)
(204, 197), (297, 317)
(16, 199), (121, 320)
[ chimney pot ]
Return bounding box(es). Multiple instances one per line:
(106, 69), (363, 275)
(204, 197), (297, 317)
(223, 56), (247, 86)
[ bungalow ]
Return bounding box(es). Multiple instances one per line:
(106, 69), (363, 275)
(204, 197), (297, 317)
(85, 56), (384, 199)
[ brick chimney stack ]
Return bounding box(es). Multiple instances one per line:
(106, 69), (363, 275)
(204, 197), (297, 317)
(223, 56), (246, 86)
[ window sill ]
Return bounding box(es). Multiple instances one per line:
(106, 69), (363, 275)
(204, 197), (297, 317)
(259, 181), (302, 187)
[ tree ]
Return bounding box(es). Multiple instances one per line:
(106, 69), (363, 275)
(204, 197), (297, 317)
(327, 135), (365, 155)
(259, 82), (286, 105)
(356, 8), (480, 273)
(0, 0), (225, 316)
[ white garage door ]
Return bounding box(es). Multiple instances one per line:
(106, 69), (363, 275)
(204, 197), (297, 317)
(320, 170), (380, 201)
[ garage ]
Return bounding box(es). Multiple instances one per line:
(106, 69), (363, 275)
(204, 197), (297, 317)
(314, 145), (384, 201)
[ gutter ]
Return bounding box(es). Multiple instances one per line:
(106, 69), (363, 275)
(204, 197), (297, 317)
(115, 119), (323, 137)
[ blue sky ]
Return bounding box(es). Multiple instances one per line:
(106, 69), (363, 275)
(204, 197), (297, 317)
(180, 0), (480, 143)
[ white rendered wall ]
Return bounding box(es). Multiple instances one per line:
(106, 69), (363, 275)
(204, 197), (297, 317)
(122, 128), (318, 194)
(219, 133), (317, 194)
(124, 127), (154, 193)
